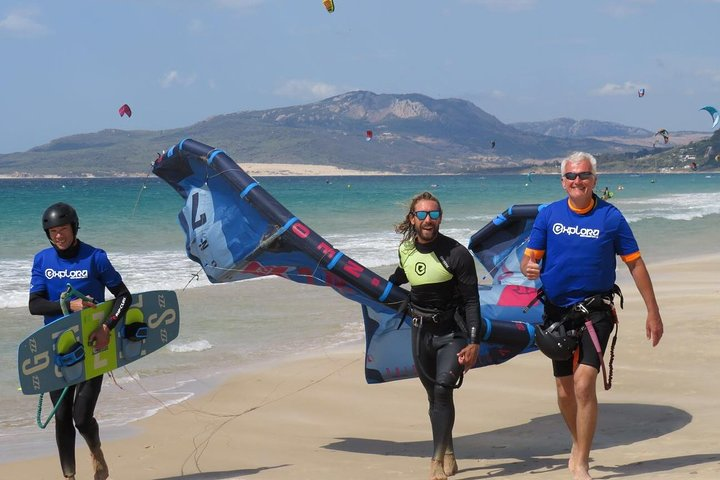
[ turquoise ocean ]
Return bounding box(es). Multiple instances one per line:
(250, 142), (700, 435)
(1, 171), (719, 461)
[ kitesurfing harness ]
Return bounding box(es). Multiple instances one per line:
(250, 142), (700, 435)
(536, 285), (623, 390)
(409, 303), (466, 389)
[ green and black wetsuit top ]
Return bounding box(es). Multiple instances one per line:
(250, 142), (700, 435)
(389, 233), (481, 343)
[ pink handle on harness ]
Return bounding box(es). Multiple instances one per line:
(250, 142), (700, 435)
(585, 319), (612, 390)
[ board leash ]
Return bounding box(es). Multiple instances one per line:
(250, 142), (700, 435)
(36, 388), (70, 429)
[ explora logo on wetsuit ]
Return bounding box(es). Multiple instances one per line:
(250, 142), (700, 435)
(415, 262), (427, 276)
(552, 223), (600, 239)
(44, 268), (89, 280)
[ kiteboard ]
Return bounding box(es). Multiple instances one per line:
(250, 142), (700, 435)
(18, 290), (179, 395)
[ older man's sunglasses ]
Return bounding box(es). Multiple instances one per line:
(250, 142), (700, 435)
(563, 171), (594, 180)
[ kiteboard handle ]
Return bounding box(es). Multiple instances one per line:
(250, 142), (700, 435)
(60, 283), (97, 316)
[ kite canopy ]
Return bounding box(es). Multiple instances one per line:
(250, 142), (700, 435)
(118, 104), (132, 118)
(638, 88), (645, 97)
(655, 128), (670, 144)
(699, 106), (719, 129)
(153, 139), (544, 383)
(323, 0), (335, 13)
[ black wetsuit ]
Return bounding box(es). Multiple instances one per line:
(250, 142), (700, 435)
(28, 240), (130, 478)
(389, 233), (481, 461)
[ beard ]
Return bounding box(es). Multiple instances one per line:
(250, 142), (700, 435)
(415, 224), (439, 243)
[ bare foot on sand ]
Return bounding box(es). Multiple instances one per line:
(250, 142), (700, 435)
(571, 464), (593, 480)
(443, 452), (458, 476)
(91, 447), (109, 480)
(430, 459), (448, 480)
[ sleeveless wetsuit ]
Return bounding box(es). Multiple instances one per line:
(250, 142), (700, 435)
(29, 240), (128, 477)
(389, 233), (481, 461)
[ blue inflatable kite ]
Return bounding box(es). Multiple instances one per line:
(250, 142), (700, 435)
(152, 139), (544, 383)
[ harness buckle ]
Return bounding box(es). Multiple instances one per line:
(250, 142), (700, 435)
(575, 303), (590, 315)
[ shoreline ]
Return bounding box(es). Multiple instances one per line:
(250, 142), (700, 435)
(1, 167), (718, 180)
(0, 163), (396, 179)
(2, 253), (720, 479)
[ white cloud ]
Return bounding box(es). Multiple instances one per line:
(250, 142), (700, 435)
(0, 8), (49, 37)
(274, 80), (344, 100)
(592, 81), (645, 96)
(462, 0), (536, 12)
(159, 70), (197, 88)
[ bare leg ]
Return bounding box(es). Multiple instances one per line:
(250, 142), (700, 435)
(555, 375), (579, 472)
(571, 365), (598, 480)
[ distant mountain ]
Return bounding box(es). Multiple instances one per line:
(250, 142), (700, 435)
(0, 91), (708, 177)
(596, 128), (720, 172)
(511, 118), (653, 138)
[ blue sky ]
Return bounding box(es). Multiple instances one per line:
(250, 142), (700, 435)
(1, 0), (719, 153)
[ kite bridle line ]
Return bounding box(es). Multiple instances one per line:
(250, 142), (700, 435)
(130, 165), (155, 219)
(478, 236), (531, 282)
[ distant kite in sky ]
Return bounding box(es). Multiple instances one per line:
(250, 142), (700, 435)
(323, 0), (335, 13)
(638, 88), (645, 98)
(490, 140), (496, 149)
(699, 106), (719, 128)
(655, 128), (670, 144)
(118, 104), (132, 118)
(366, 130), (373, 141)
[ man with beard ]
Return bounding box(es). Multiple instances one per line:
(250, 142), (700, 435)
(389, 191), (481, 480)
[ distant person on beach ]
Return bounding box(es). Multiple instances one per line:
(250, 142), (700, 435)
(601, 186), (612, 200)
(520, 152), (664, 480)
(28, 202), (131, 480)
(389, 191), (481, 480)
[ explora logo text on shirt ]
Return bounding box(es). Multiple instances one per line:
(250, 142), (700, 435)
(552, 223), (600, 239)
(45, 268), (89, 280)
(415, 262), (427, 276)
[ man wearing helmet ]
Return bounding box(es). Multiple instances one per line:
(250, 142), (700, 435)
(29, 202), (131, 480)
(520, 152), (664, 480)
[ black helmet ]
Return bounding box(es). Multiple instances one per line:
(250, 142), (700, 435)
(534, 321), (578, 361)
(42, 202), (79, 237)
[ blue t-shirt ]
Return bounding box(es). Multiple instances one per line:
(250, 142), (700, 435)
(527, 198), (639, 307)
(30, 241), (124, 324)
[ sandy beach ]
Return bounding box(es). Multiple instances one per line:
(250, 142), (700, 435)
(0, 163), (394, 180)
(3, 254), (719, 479)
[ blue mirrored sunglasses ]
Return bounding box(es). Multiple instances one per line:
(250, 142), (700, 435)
(412, 210), (441, 220)
(563, 171), (594, 180)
